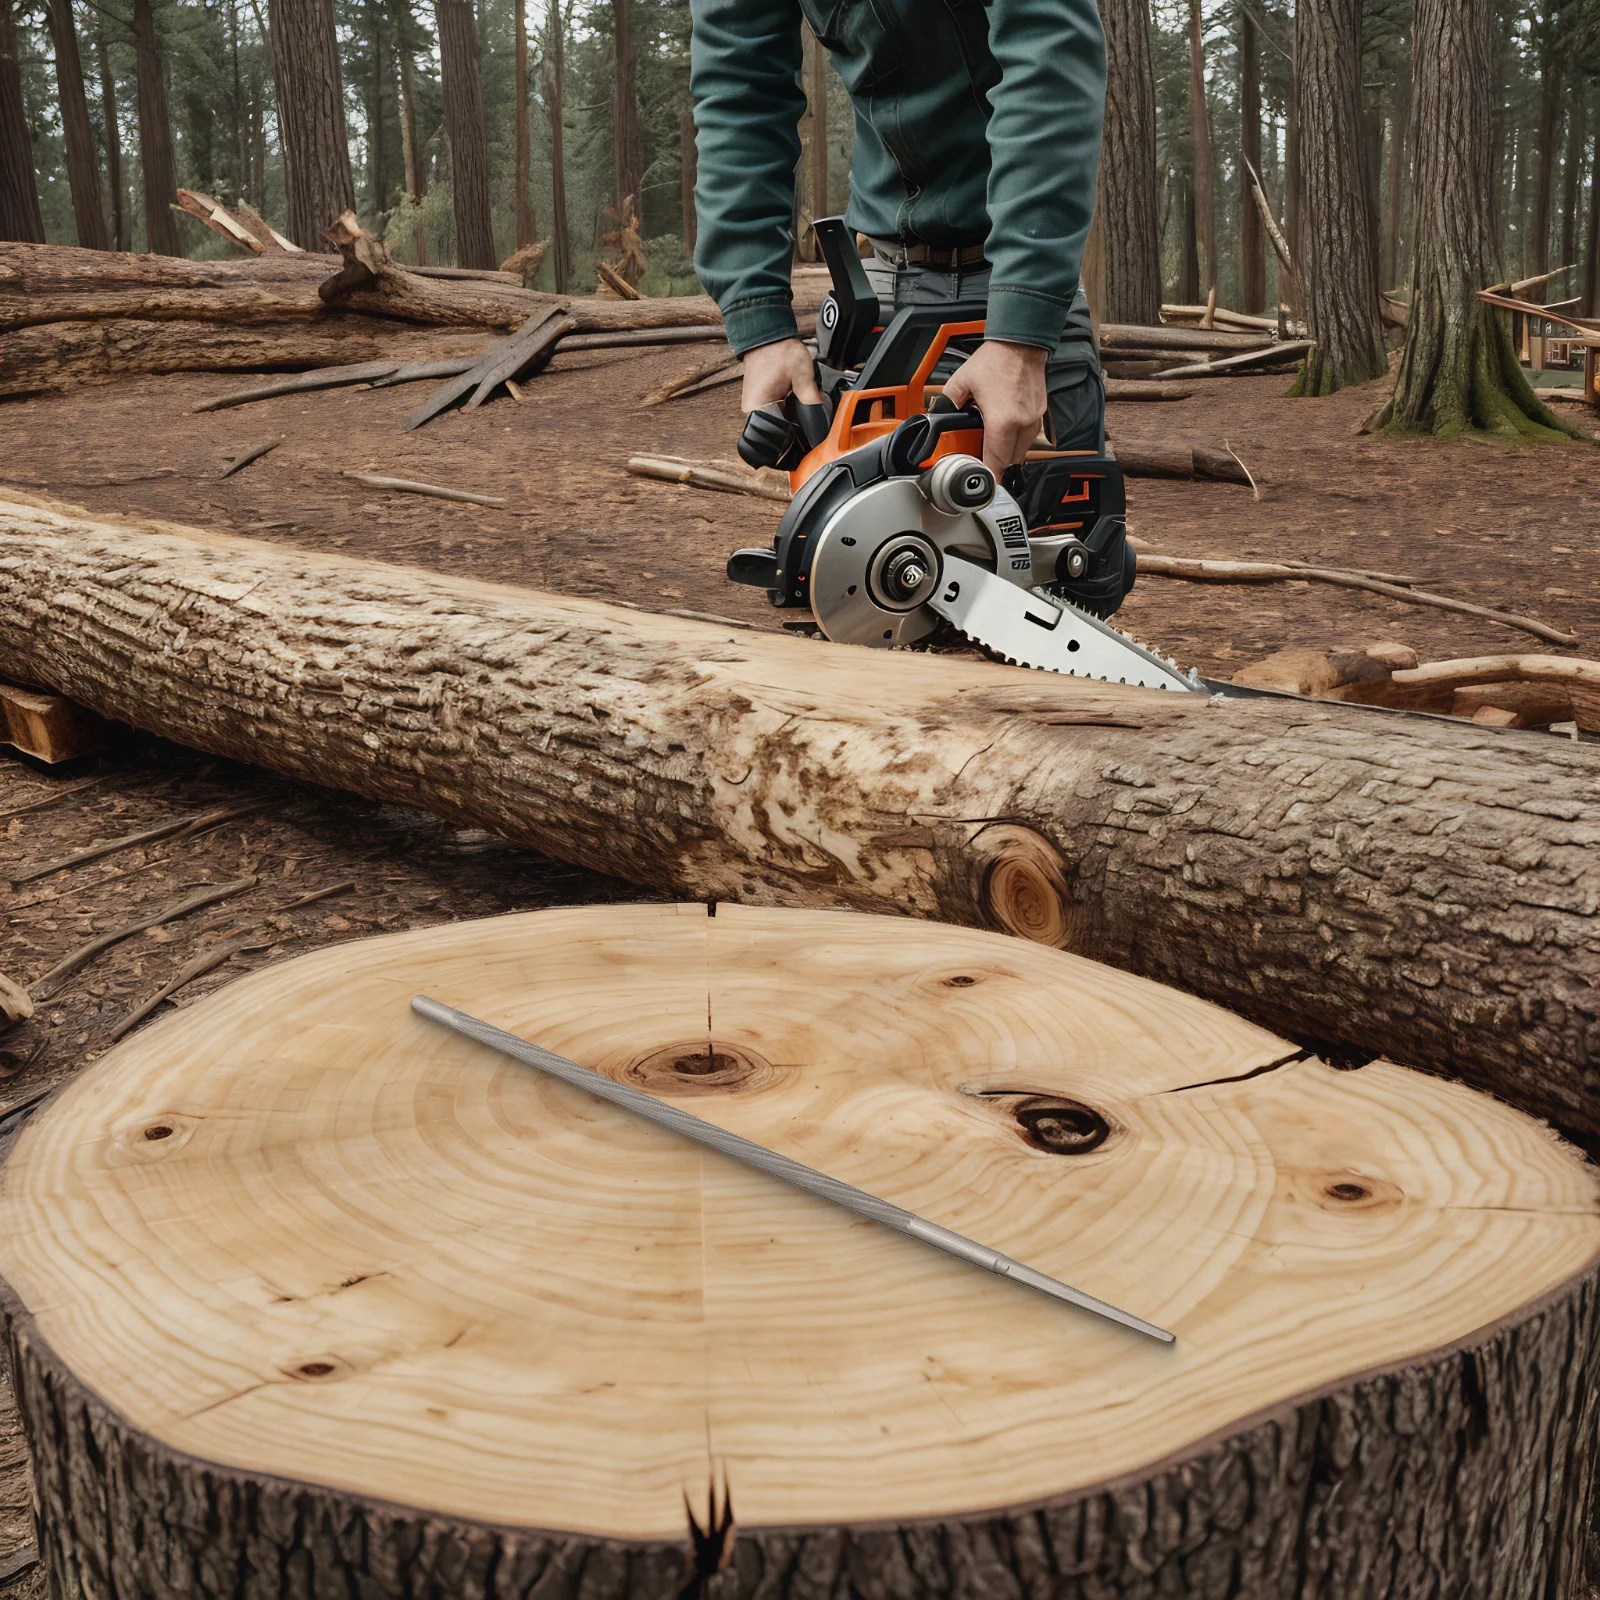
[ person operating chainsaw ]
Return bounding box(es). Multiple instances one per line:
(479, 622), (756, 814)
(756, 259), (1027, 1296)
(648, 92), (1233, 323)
(688, 0), (1107, 475)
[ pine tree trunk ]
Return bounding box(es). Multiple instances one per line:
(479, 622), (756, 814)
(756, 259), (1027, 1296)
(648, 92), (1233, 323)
(46, 0), (108, 249)
(679, 105), (696, 252)
(1185, 0), (1214, 295)
(1528, 53), (1560, 282)
(396, 35), (427, 264)
(0, 0), (43, 243)
(131, 0), (179, 255)
(96, 29), (126, 251)
(1177, 172), (1198, 304)
(1372, 0), (1579, 439)
(435, 0), (494, 270)
(1291, 0), (1384, 395)
(1381, 74), (1408, 289)
(1097, 0), (1161, 323)
(611, 0), (643, 218)
(547, 4), (569, 293)
(514, 0), (534, 250)
(267, 0), (355, 249)
(1559, 94), (1583, 276)
(1238, 6), (1263, 315)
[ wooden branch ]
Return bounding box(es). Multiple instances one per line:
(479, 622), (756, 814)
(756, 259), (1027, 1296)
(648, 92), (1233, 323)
(595, 259), (646, 300)
(1161, 303), (1278, 332)
(172, 188), (263, 254)
(3, 904), (1599, 1600)
(626, 455), (791, 502)
(1242, 154), (1302, 306)
(1094, 444), (1253, 484)
(1133, 555), (1578, 645)
(1098, 323), (1271, 354)
(403, 311), (573, 430)
(1152, 340), (1314, 379)
(1477, 289), (1600, 336)
(1104, 379), (1195, 401)
(233, 202), (296, 254)
(343, 473), (508, 507)
(191, 362), (405, 412)
(4, 493), (1600, 1149)
(638, 352), (742, 407)
(0, 775), (110, 821)
(28, 876), (258, 1001)
(218, 437), (282, 477)
(10, 799), (279, 886)
(107, 935), (260, 1043)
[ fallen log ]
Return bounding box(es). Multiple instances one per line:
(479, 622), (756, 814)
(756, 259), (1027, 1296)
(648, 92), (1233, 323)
(0, 240), (824, 336)
(1103, 379), (1194, 401)
(1153, 340), (1315, 379)
(3, 903), (1598, 1599)
(1103, 443), (1253, 483)
(1097, 322), (1271, 354)
(1133, 554), (1578, 646)
(0, 317), (432, 398)
(2, 493), (1598, 1147)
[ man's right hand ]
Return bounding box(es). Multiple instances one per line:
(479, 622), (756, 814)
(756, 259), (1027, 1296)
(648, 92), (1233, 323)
(740, 337), (824, 412)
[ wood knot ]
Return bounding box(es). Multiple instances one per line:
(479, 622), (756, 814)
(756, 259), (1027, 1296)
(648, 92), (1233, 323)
(622, 1041), (782, 1098)
(1013, 1098), (1111, 1155)
(282, 1354), (353, 1383)
(967, 823), (1077, 949)
(1305, 1170), (1403, 1212)
(107, 1111), (200, 1165)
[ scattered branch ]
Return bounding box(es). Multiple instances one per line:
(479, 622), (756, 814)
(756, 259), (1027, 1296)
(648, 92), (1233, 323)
(10, 799), (279, 886)
(219, 438), (282, 478)
(626, 455), (791, 502)
(343, 473), (508, 507)
(193, 362), (403, 413)
(639, 352), (741, 407)
(595, 259), (645, 300)
(1153, 340), (1313, 380)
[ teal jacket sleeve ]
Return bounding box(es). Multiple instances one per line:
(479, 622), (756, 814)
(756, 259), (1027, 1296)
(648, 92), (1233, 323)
(982, 0), (1106, 350)
(690, 0), (806, 356)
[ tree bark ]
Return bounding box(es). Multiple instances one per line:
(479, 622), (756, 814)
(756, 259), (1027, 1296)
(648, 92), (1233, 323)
(1238, 6), (1264, 316)
(1290, 0), (1385, 395)
(0, 0), (43, 243)
(1185, 0), (1215, 295)
(46, 0), (109, 250)
(1381, 72), (1408, 290)
(1372, 0), (1579, 439)
(514, 0), (534, 250)
(546, 0), (570, 292)
(130, 0), (179, 255)
(2, 498), (1599, 1153)
(611, 0), (642, 219)
(268, 0), (355, 249)
(1096, 0), (1161, 323)
(96, 29), (127, 251)
(4, 899), (1600, 1600)
(1176, 172), (1198, 305)
(435, 0), (494, 270)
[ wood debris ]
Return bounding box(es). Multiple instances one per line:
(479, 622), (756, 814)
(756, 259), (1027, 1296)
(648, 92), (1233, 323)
(343, 473), (508, 507)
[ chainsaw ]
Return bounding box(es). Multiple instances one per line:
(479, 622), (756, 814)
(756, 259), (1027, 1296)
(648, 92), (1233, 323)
(726, 219), (1203, 695)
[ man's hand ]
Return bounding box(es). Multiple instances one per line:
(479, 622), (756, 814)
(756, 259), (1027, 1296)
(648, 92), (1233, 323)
(740, 337), (823, 412)
(942, 340), (1049, 473)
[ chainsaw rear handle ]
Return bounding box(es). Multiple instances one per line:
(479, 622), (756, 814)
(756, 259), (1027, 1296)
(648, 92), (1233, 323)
(881, 398), (985, 477)
(737, 394), (834, 473)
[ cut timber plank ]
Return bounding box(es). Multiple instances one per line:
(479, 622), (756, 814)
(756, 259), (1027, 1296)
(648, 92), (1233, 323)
(0, 493), (1598, 1154)
(0, 679), (107, 762)
(1, 903), (1597, 1599)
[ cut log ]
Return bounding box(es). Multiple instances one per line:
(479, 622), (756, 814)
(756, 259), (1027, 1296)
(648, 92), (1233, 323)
(1104, 379), (1195, 401)
(0, 318), (433, 398)
(1097, 322), (1272, 353)
(0, 678), (108, 762)
(1, 496), (1598, 1148)
(1101, 443), (1253, 483)
(3, 903), (1598, 1599)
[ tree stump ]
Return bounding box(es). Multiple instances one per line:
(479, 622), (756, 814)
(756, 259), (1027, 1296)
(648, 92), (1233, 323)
(2, 904), (1598, 1600)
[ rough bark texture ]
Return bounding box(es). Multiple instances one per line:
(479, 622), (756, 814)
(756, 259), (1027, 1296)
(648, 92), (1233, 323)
(0, 242), (784, 336)
(546, 5), (570, 292)
(0, 498), (1598, 1152)
(0, 316), (431, 396)
(1096, 0), (1161, 324)
(6, 1259), (1598, 1599)
(1238, 9), (1264, 316)
(1373, 0), (1579, 439)
(130, 0), (180, 256)
(436, 0), (495, 270)
(267, 0), (355, 250)
(45, 0), (108, 251)
(1185, 0), (1215, 295)
(1290, 0), (1385, 396)
(1381, 75), (1408, 290)
(0, 0), (42, 244)
(611, 0), (643, 220)
(95, 30), (127, 253)
(513, 0), (534, 251)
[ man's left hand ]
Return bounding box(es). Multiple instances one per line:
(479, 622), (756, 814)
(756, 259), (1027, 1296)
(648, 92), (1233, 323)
(941, 341), (1048, 474)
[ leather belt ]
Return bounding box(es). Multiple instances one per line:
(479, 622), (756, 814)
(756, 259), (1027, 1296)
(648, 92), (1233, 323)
(868, 237), (990, 272)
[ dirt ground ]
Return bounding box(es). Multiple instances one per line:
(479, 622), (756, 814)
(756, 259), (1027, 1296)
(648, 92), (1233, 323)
(1, 343), (1598, 1589)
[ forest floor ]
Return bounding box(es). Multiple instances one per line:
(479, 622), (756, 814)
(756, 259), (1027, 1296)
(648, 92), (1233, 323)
(1, 344), (1599, 1592)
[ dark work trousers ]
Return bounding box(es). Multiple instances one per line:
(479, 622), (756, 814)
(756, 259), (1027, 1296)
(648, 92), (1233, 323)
(862, 242), (1106, 452)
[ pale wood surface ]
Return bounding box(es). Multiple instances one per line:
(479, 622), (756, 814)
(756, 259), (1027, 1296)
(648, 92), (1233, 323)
(2, 903), (1596, 1547)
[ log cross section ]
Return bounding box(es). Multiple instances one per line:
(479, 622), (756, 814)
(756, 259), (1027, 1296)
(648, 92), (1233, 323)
(0, 494), (1597, 1148)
